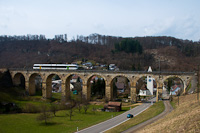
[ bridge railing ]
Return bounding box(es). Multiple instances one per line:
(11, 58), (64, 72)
(6, 68), (195, 75)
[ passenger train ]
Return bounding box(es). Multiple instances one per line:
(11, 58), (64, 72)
(33, 64), (79, 70)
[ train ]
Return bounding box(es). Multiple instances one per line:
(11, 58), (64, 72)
(33, 64), (79, 70)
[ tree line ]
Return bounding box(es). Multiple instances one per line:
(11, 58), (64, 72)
(114, 39), (143, 54)
(0, 34), (200, 71)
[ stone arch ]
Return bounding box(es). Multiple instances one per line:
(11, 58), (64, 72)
(13, 72), (26, 88)
(135, 74), (158, 101)
(45, 73), (62, 99)
(163, 75), (185, 95)
(29, 73), (42, 96)
(86, 74), (106, 101)
(163, 75), (184, 83)
(110, 75), (131, 101)
(62, 73), (84, 101)
(135, 75), (157, 90)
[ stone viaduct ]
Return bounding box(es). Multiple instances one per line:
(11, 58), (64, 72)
(2, 68), (195, 102)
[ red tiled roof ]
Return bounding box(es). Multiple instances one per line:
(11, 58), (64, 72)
(171, 85), (178, 92)
(108, 102), (122, 106)
(91, 76), (97, 81)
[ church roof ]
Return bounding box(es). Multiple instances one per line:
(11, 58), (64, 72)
(148, 66), (152, 72)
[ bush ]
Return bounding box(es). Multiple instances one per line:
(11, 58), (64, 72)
(21, 103), (40, 113)
(0, 102), (21, 114)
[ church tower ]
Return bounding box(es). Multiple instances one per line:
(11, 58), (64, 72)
(147, 66), (153, 95)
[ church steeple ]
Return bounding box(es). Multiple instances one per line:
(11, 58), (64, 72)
(147, 66), (153, 95)
(148, 66), (152, 72)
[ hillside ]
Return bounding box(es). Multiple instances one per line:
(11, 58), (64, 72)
(137, 94), (200, 132)
(0, 34), (200, 71)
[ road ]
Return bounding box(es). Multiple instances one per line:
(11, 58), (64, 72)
(122, 100), (173, 133)
(162, 86), (170, 100)
(188, 75), (197, 94)
(77, 98), (156, 133)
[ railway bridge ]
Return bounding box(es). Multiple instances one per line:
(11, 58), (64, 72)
(0, 68), (195, 102)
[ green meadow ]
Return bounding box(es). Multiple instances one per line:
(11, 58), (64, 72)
(0, 102), (129, 133)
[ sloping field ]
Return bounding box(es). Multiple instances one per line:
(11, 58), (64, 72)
(138, 94), (200, 133)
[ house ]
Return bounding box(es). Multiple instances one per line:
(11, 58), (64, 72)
(52, 80), (62, 92)
(52, 79), (74, 92)
(104, 102), (122, 112)
(83, 62), (93, 69)
(70, 75), (82, 83)
(109, 64), (118, 71)
(115, 82), (126, 93)
(115, 77), (130, 94)
(52, 83), (61, 92)
(139, 84), (151, 96)
(90, 76), (98, 83)
(170, 85), (181, 95)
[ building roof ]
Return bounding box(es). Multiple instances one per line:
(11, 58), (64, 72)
(91, 76), (97, 81)
(115, 82), (125, 89)
(108, 102), (122, 106)
(72, 75), (79, 79)
(140, 84), (148, 90)
(107, 106), (115, 109)
(117, 77), (126, 82)
(148, 66), (152, 72)
(171, 85), (180, 92)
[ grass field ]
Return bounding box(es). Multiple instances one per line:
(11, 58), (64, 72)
(0, 103), (130, 133)
(105, 101), (165, 133)
(0, 86), (134, 133)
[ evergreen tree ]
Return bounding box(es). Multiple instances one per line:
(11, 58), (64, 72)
(114, 39), (143, 54)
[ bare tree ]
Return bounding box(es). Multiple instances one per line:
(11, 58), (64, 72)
(76, 101), (82, 113)
(75, 92), (83, 113)
(37, 103), (52, 125)
(66, 99), (76, 120)
(50, 103), (58, 117)
(82, 98), (90, 114)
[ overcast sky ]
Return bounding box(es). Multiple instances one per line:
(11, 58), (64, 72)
(0, 0), (200, 41)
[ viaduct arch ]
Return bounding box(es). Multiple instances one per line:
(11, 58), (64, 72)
(1, 69), (195, 102)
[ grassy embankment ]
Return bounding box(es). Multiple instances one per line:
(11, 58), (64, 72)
(106, 101), (165, 133)
(138, 93), (200, 133)
(0, 91), (134, 133)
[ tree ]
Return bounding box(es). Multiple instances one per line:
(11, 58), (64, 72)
(113, 78), (118, 99)
(37, 103), (52, 125)
(50, 103), (58, 117)
(167, 78), (173, 92)
(82, 98), (90, 114)
(91, 78), (105, 98)
(97, 79), (105, 97)
(0, 70), (13, 88)
(137, 63), (141, 71)
(91, 79), (97, 97)
(53, 75), (60, 80)
(66, 99), (76, 120)
(75, 94), (82, 113)
(76, 101), (82, 113)
(114, 39), (143, 54)
(132, 64), (136, 71)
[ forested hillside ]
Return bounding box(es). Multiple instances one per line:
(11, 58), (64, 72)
(0, 34), (200, 71)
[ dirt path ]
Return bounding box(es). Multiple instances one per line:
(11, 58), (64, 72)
(122, 100), (173, 133)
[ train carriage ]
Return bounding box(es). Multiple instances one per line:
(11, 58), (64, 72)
(33, 64), (78, 70)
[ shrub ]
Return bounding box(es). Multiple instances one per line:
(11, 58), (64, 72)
(21, 103), (40, 113)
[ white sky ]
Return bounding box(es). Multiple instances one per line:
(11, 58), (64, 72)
(0, 0), (200, 41)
